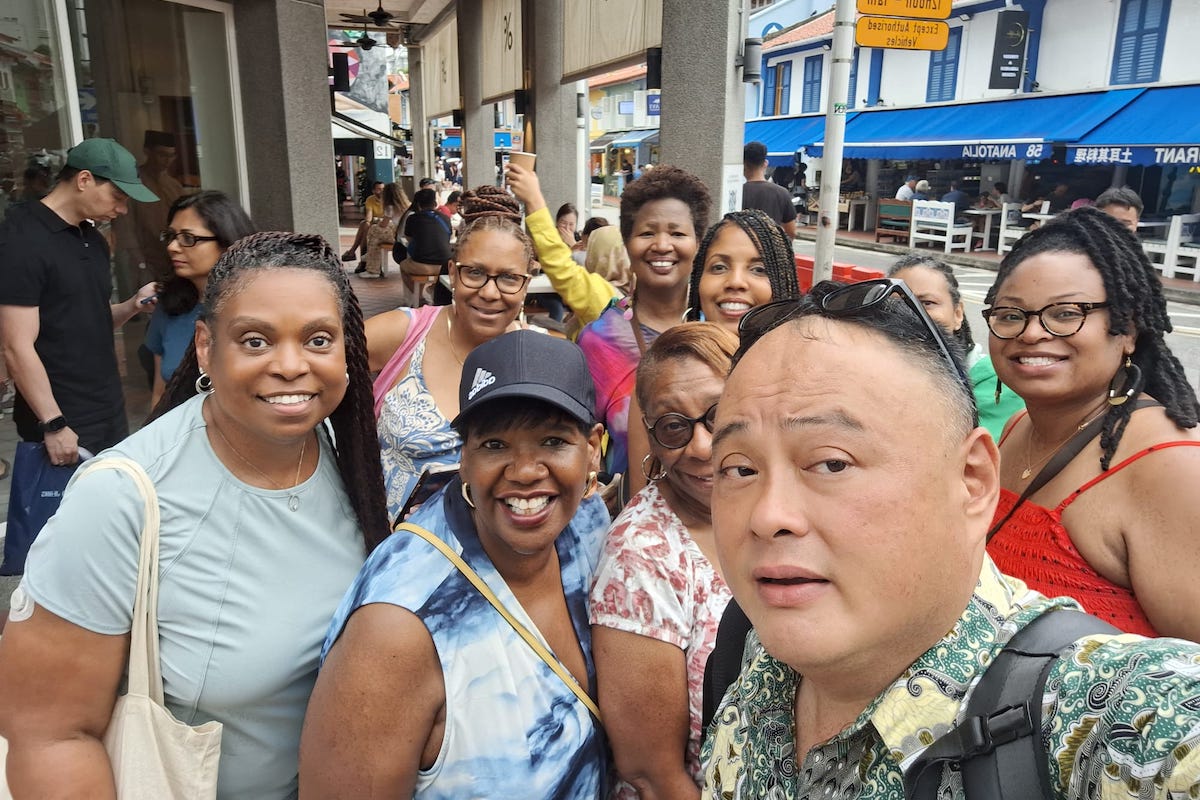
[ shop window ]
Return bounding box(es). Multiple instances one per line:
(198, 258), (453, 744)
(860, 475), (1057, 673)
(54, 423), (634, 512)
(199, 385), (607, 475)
(762, 61), (791, 116)
(801, 55), (822, 114)
(847, 47), (860, 110)
(926, 27), (962, 103)
(1111, 0), (1170, 85)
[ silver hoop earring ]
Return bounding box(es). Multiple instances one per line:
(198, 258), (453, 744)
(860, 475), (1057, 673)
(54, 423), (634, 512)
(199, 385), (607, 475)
(461, 481), (476, 508)
(195, 371), (214, 395)
(641, 454), (666, 482)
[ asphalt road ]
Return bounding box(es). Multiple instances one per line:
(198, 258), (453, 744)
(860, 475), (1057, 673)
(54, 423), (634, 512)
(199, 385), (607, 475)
(792, 239), (1200, 395)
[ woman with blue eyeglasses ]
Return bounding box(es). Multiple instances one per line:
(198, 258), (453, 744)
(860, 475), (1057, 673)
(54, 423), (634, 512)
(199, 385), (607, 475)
(985, 207), (1200, 641)
(589, 322), (737, 800)
(366, 197), (533, 521)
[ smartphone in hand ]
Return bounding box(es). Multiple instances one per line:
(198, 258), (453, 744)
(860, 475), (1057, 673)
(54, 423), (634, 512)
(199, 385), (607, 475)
(394, 462), (460, 527)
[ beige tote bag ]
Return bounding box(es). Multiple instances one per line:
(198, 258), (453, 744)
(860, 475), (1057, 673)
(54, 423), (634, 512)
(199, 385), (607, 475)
(1, 457), (222, 798)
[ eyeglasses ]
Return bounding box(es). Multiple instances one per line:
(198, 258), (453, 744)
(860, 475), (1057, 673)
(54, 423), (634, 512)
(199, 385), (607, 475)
(645, 403), (718, 450)
(981, 302), (1110, 339)
(455, 265), (531, 295)
(159, 229), (219, 247)
(738, 278), (971, 391)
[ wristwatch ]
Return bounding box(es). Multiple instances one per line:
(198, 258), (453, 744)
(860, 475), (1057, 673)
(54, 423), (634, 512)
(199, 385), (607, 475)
(38, 415), (68, 433)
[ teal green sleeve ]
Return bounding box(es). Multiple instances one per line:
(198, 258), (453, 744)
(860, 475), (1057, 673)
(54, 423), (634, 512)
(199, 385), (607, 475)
(970, 355), (1025, 441)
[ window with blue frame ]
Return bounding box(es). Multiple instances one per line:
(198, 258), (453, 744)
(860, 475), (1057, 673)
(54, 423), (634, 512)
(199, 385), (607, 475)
(761, 61), (792, 116)
(1111, 0), (1171, 85)
(926, 27), (962, 102)
(847, 47), (860, 109)
(802, 54), (822, 113)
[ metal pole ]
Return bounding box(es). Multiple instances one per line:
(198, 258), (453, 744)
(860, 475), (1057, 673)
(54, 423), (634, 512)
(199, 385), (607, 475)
(814, 0), (856, 283)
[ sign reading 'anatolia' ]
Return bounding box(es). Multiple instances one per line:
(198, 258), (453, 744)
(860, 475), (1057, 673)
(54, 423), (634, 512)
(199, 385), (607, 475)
(855, 16), (950, 51)
(855, 0), (952, 20)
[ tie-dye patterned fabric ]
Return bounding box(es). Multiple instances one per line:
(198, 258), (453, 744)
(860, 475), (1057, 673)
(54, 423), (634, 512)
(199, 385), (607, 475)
(322, 479), (610, 800)
(702, 557), (1200, 799)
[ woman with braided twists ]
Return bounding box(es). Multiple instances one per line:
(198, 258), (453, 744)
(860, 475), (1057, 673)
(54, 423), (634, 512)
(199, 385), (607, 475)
(366, 191), (534, 520)
(0, 232), (389, 797)
(983, 206), (1200, 639)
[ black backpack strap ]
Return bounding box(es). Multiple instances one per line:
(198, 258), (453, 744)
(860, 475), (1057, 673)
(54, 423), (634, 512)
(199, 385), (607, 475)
(702, 599), (753, 731)
(904, 609), (1119, 800)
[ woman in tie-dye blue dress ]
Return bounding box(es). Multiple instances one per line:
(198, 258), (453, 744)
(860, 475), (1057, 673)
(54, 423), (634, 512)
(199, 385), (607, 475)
(301, 330), (610, 799)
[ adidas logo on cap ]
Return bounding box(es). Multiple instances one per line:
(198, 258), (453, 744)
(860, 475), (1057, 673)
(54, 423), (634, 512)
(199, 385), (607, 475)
(467, 367), (496, 400)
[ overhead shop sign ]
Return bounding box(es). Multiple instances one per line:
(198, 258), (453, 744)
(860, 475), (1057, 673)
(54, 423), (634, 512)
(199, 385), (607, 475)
(1067, 145), (1200, 167)
(856, 0), (950, 52)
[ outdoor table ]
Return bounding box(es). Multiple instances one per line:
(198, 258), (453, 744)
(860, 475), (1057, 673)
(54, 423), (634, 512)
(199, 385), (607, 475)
(965, 208), (1002, 251)
(1022, 212), (1057, 224)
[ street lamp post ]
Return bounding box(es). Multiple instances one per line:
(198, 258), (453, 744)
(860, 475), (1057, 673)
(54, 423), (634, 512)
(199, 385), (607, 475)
(814, 0), (856, 283)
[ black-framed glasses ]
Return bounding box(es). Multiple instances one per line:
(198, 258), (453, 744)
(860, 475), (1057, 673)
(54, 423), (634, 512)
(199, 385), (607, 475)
(645, 403), (718, 450)
(455, 264), (531, 295)
(981, 302), (1110, 339)
(159, 229), (219, 247)
(738, 278), (971, 390)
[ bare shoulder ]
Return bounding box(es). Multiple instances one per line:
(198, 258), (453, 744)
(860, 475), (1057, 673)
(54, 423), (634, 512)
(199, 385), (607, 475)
(1109, 401), (1200, 490)
(364, 308), (415, 372)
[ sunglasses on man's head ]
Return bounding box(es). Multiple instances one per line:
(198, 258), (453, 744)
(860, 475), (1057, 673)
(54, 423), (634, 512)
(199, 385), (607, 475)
(737, 278), (972, 393)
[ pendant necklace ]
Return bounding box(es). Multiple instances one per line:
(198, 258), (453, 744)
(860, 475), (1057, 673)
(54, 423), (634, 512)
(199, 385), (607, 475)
(1020, 402), (1107, 480)
(212, 423), (309, 511)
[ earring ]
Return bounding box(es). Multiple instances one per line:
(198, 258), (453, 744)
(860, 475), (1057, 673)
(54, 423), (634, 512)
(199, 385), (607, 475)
(195, 371), (214, 395)
(1107, 356), (1142, 406)
(641, 454), (666, 482)
(461, 481), (476, 508)
(345, 371), (350, 385)
(994, 379), (1003, 405)
(584, 470), (599, 498)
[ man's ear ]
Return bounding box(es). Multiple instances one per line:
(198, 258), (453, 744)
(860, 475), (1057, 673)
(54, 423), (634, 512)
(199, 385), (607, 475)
(194, 320), (213, 375)
(960, 426), (1001, 547)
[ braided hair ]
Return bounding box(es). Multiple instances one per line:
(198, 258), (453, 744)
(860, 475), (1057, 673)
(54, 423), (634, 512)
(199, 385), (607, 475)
(985, 206), (1199, 469)
(887, 253), (974, 353)
(151, 232), (389, 551)
(685, 209), (800, 322)
(455, 186), (534, 267)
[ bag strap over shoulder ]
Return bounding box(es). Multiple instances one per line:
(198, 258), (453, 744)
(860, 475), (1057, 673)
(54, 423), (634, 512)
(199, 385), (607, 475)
(396, 522), (602, 721)
(903, 609), (1119, 800)
(75, 457), (162, 703)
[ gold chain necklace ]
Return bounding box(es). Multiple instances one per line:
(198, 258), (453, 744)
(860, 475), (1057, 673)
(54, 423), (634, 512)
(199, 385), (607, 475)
(1020, 402), (1108, 480)
(211, 423), (308, 511)
(446, 307), (465, 365)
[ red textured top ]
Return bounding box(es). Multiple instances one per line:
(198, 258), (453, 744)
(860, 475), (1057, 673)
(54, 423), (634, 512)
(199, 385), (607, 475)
(988, 417), (1200, 637)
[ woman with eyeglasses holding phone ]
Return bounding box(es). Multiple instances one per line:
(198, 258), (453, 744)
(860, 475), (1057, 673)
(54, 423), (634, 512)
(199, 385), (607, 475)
(146, 191), (255, 408)
(589, 322), (737, 800)
(983, 207), (1200, 640)
(366, 192), (533, 521)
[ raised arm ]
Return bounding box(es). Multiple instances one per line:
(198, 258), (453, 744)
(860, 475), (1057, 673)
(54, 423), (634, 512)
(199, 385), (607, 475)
(299, 603), (446, 799)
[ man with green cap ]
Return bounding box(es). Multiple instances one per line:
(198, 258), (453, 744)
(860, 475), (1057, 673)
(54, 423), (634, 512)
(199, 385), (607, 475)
(0, 138), (160, 465)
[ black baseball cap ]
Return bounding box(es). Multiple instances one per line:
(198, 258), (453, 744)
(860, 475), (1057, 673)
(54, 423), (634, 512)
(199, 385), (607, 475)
(452, 330), (596, 428)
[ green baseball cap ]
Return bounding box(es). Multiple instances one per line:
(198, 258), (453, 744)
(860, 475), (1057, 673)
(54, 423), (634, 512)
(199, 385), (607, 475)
(65, 138), (159, 203)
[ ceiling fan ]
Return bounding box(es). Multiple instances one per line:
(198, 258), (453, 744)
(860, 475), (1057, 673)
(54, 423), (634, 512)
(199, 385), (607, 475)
(332, 30), (380, 50)
(339, 2), (399, 28)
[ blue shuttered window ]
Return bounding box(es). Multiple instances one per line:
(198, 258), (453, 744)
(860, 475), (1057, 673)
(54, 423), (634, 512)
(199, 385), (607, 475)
(847, 47), (860, 109)
(777, 62), (792, 115)
(1111, 0), (1171, 85)
(762, 62), (777, 115)
(802, 55), (822, 113)
(926, 27), (962, 103)
(762, 62), (792, 116)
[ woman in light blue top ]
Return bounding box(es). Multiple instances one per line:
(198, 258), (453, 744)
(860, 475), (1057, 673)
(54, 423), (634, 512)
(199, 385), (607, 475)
(302, 330), (610, 799)
(0, 232), (389, 798)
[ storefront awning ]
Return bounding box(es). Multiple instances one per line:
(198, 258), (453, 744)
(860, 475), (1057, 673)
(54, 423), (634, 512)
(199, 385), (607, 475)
(589, 130), (629, 151)
(441, 136), (462, 150)
(610, 129), (659, 149)
(808, 88), (1141, 161)
(1066, 84), (1200, 167)
(745, 115), (836, 166)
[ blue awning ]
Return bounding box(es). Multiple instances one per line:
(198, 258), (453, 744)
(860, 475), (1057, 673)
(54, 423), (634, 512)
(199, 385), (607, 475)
(441, 136), (461, 150)
(495, 131), (512, 149)
(745, 115), (837, 166)
(807, 88), (1142, 161)
(610, 129), (659, 149)
(1066, 84), (1200, 166)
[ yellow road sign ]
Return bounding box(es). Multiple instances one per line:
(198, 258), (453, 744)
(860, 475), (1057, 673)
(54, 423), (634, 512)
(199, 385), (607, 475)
(856, 0), (952, 20)
(855, 16), (950, 50)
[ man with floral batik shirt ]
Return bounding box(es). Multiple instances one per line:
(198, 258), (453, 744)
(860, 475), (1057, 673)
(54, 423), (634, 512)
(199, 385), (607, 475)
(702, 286), (1200, 799)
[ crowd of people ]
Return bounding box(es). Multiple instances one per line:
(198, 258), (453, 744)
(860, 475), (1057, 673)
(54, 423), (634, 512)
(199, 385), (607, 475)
(0, 136), (1199, 800)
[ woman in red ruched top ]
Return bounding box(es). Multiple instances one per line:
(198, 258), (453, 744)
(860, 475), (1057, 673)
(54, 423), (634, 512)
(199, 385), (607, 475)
(983, 207), (1200, 641)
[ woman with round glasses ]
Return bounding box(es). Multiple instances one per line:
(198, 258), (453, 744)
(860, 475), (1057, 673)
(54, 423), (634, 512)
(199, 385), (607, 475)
(367, 193), (534, 521)
(983, 207), (1200, 639)
(589, 322), (737, 799)
(146, 191), (255, 408)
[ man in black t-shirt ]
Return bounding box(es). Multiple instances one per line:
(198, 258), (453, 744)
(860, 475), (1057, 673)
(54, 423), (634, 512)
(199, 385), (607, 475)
(741, 141), (797, 239)
(397, 188), (453, 304)
(0, 139), (159, 465)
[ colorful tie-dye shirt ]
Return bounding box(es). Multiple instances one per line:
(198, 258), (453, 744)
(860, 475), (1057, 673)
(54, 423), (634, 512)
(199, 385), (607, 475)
(322, 480), (610, 800)
(703, 557), (1200, 799)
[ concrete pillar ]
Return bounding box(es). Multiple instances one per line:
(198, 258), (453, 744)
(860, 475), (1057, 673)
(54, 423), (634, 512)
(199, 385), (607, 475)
(407, 47), (430, 183)
(233, 0), (338, 245)
(458, 0), (494, 189)
(526, 0), (579, 213)
(660, 0), (746, 217)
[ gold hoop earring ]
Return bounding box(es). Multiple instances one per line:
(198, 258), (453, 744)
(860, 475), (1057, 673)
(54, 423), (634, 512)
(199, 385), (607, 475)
(1107, 356), (1142, 406)
(584, 470), (599, 498)
(641, 454), (666, 482)
(461, 481), (476, 508)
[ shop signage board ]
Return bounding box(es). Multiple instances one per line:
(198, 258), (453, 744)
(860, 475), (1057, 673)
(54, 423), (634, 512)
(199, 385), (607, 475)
(988, 9), (1030, 90)
(855, 0), (951, 20)
(1067, 144), (1200, 167)
(855, 16), (949, 50)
